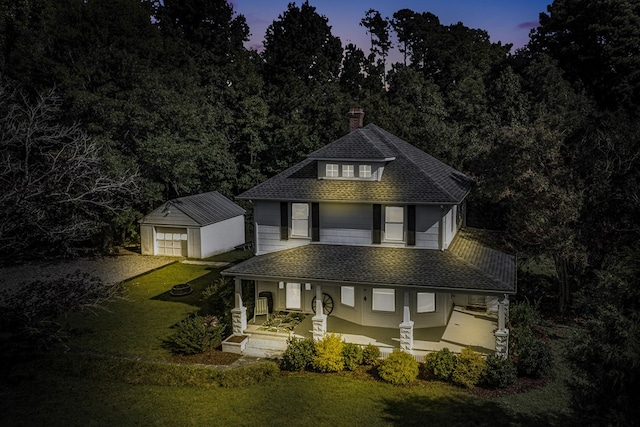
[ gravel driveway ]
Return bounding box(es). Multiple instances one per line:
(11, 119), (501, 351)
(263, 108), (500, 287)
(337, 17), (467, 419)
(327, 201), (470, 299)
(0, 248), (178, 291)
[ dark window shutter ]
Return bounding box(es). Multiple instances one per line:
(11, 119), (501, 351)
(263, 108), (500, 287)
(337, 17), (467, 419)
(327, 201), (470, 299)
(280, 202), (288, 240)
(312, 202), (320, 242)
(372, 204), (381, 244)
(407, 205), (416, 246)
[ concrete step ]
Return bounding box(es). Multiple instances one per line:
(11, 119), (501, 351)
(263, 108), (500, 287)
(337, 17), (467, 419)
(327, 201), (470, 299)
(243, 335), (287, 358)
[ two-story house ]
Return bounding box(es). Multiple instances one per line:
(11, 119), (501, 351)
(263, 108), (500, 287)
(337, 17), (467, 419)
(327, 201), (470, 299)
(222, 109), (515, 357)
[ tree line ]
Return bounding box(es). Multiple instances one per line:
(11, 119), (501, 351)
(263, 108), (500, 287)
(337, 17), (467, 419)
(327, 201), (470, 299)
(1, 1), (639, 422)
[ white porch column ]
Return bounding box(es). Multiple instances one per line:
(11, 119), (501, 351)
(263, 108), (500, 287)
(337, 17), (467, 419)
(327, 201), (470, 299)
(312, 284), (326, 341)
(494, 294), (510, 359)
(231, 278), (247, 335)
(399, 291), (414, 351)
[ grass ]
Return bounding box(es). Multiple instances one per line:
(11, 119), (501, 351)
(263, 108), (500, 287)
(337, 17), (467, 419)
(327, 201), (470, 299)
(2, 357), (570, 427)
(1, 252), (573, 426)
(66, 262), (222, 359)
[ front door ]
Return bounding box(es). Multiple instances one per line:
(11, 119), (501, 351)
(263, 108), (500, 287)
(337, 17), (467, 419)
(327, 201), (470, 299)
(286, 283), (301, 310)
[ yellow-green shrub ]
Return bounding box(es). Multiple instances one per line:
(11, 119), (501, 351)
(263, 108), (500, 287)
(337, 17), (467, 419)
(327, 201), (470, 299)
(378, 350), (419, 385)
(422, 348), (457, 381)
(362, 343), (381, 365)
(312, 334), (344, 373)
(342, 342), (363, 371)
(451, 347), (487, 388)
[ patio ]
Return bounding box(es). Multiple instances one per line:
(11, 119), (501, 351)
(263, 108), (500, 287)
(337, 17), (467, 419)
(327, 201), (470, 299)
(242, 306), (498, 361)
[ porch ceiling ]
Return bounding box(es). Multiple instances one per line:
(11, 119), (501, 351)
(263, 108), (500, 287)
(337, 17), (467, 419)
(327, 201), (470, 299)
(222, 242), (515, 294)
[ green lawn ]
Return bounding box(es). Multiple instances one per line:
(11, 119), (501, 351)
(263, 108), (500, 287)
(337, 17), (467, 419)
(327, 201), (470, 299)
(66, 262), (220, 359)
(1, 253), (572, 426)
(3, 358), (569, 427)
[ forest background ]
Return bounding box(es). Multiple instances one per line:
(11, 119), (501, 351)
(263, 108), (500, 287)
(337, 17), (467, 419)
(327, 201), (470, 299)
(1, 1), (639, 424)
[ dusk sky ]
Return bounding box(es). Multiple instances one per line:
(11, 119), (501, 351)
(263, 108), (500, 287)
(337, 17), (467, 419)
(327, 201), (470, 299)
(233, 0), (551, 58)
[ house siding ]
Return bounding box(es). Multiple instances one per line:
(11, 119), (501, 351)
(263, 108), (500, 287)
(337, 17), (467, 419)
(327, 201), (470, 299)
(256, 280), (452, 329)
(415, 205), (441, 249)
(254, 202), (309, 255)
(254, 201), (457, 254)
(320, 203), (372, 246)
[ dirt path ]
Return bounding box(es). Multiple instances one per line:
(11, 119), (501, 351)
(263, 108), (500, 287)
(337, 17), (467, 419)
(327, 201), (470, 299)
(0, 248), (177, 291)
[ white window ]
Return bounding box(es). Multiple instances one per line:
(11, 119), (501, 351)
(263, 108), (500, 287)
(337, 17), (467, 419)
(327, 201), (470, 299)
(359, 164), (372, 178)
(326, 163), (339, 177)
(291, 203), (309, 237)
(341, 286), (355, 307)
(385, 206), (404, 241)
(342, 164), (354, 178)
(286, 283), (301, 309)
(372, 288), (395, 312)
(417, 292), (436, 313)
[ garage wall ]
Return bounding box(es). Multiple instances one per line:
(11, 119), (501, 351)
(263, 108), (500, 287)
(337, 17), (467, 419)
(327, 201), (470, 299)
(140, 225), (154, 255)
(188, 228), (202, 259)
(200, 215), (245, 258)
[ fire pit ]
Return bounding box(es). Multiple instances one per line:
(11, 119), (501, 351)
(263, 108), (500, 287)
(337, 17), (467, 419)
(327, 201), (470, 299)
(170, 283), (193, 296)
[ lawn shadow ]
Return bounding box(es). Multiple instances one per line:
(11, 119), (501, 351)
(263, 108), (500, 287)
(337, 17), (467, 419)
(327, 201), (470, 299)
(149, 267), (220, 309)
(380, 392), (567, 427)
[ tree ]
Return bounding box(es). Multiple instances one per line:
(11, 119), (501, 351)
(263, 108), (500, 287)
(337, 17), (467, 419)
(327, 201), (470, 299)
(156, 0), (249, 54)
(0, 81), (140, 259)
(339, 43), (367, 99)
(565, 244), (640, 425)
(529, 0), (640, 111)
(481, 120), (586, 312)
(360, 9), (391, 87)
(261, 1), (346, 171)
(262, 1), (342, 87)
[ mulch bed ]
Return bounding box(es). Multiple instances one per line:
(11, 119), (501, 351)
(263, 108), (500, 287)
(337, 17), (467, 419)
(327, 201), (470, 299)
(468, 375), (552, 398)
(170, 348), (242, 365)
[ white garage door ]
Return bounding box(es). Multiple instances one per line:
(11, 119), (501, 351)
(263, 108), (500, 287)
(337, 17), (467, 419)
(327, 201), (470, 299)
(156, 227), (188, 257)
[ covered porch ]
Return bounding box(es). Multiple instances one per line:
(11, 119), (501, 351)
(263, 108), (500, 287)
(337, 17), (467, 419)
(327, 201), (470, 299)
(241, 306), (498, 361)
(222, 229), (516, 359)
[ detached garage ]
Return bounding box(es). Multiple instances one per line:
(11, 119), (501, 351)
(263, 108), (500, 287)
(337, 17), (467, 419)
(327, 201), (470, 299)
(140, 191), (246, 259)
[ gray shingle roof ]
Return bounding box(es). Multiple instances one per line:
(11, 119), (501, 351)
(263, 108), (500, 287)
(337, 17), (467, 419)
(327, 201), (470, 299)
(140, 191), (245, 227)
(238, 124), (473, 204)
(448, 229), (516, 287)
(223, 241), (516, 294)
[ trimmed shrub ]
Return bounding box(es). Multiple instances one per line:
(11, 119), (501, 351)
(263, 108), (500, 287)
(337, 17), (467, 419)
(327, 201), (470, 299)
(481, 355), (517, 389)
(362, 343), (381, 365)
(280, 337), (316, 371)
(378, 350), (419, 385)
(451, 347), (487, 388)
(312, 334), (345, 373)
(510, 302), (542, 330)
(163, 315), (225, 355)
(342, 342), (363, 371)
(422, 348), (457, 381)
(515, 335), (554, 378)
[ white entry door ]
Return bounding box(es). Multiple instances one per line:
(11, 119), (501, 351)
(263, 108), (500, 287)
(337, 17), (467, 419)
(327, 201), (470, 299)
(286, 283), (301, 310)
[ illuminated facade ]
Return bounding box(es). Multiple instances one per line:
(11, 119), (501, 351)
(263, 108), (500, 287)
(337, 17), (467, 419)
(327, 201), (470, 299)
(223, 110), (515, 357)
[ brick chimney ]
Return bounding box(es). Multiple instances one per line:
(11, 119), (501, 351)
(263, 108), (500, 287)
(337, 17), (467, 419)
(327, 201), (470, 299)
(348, 108), (365, 132)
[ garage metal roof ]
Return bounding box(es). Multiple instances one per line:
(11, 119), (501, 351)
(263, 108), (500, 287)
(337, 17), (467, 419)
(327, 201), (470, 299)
(140, 191), (245, 227)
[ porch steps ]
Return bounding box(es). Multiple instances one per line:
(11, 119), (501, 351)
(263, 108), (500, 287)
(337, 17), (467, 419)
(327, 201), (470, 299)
(243, 332), (289, 358)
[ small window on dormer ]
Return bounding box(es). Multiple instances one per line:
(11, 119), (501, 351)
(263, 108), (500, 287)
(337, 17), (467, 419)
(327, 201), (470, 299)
(326, 164), (339, 177)
(359, 165), (372, 178)
(342, 165), (354, 178)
